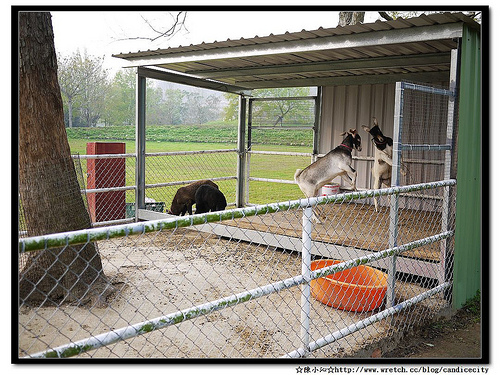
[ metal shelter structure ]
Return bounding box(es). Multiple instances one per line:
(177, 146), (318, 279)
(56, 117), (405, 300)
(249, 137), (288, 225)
(112, 11), (482, 308)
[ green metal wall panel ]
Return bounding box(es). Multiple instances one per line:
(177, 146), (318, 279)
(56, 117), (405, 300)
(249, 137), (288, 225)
(453, 24), (482, 309)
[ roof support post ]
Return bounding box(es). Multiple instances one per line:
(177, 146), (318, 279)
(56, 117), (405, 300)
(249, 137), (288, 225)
(135, 68), (147, 221)
(246, 99), (253, 205)
(312, 86), (322, 162)
(440, 48), (460, 302)
(386, 81), (404, 308)
(236, 95), (247, 208)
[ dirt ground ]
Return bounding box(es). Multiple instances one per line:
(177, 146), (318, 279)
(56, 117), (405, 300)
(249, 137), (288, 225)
(20, 227), (406, 359)
(19, 225), (473, 360)
(384, 295), (482, 359)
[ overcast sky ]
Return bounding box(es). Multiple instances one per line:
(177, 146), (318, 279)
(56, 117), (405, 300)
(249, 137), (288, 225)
(51, 10), (381, 73)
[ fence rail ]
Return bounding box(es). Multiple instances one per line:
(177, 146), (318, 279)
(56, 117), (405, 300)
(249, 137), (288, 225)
(19, 179), (456, 359)
(19, 180), (455, 253)
(68, 149), (239, 226)
(68, 146), (448, 226)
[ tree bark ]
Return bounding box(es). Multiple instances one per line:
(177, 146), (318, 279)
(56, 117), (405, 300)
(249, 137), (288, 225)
(18, 12), (111, 306)
(338, 11), (365, 26)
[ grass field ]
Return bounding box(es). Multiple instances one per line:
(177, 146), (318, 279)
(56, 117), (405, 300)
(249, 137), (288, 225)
(66, 122), (313, 151)
(68, 123), (313, 208)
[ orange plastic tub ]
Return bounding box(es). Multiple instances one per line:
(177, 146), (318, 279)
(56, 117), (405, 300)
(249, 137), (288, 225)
(310, 259), (388, 312)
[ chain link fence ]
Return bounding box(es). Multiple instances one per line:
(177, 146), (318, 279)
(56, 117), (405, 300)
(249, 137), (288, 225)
(18, 180), (455, 359)
(37, 149), (239, 228)
(18, 81), (458, 359)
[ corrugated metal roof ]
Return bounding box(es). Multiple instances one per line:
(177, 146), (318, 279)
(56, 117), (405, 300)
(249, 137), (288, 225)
(113, 12), (480, 91)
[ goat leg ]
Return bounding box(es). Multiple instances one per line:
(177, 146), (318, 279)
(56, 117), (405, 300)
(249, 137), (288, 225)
(311, 186), (323, 224)
(373, 175), (381, 212)
(341, 167), (357, 191)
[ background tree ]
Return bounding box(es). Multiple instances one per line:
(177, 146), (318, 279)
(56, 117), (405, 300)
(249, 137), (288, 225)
(338, 11), (365, 26)
(19, 12), (112, 306)
(103, 69), (136, 125)
(145, 84), (166, 125)
(222, 92), (239, 122)
(255, 88), (311, 126)
(377, 11), (481, 22)
(57, 52), (84, 128)
(162, 88), (186, 125)
(116, 11), (188, 43)
(184, 92), (217, 124)
(103, 68), (175, 126)
(77, 54), (109, 127)
(223, 87), (311, 126)
(204, 94), (223, 123)
(58, 51), (109, 127)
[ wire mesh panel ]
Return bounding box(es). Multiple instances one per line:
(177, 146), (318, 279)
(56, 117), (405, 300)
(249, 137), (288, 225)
(65, 150), (238, 226)
(247, 152), (310, 205)
(247, 96), (317, 206)
(18, 181), (455, 359)
(250, 97), (316, 130)
(392, 81), (456, 210)
(145, 150), (238, 211)
(71, 154), (137, 225)
(18, 82), (460, 359)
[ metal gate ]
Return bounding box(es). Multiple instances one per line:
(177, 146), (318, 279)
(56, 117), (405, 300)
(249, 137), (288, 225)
(389, 80), (458, 299)
(245, 93), (320, 205)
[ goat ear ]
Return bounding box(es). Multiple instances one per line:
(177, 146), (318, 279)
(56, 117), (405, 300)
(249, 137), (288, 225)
(340, 131), (347, 137)
(362, 125), (370, 132)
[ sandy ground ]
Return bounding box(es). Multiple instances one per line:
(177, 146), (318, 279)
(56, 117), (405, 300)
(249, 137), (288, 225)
(384, 297), (482, 360)
(18, 225), (449, 359)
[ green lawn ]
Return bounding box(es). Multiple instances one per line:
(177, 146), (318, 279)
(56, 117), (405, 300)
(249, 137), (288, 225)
(68, 124), (312, 208)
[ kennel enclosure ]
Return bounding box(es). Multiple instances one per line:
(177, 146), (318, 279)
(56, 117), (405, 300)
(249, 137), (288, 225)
(112, 11), (480, 308)
(18, 12), (482, 359)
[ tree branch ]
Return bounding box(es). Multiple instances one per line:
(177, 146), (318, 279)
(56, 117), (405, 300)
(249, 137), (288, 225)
(378, 11), (394, 21)
(116, 11), (188, 43)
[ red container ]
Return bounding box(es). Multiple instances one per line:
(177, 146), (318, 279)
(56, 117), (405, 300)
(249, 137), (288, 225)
(311, 259), (388, 312)
(86, 142), (126, 222)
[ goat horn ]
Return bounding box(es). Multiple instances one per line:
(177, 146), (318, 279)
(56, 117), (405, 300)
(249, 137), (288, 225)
(349, 128), (357, 134)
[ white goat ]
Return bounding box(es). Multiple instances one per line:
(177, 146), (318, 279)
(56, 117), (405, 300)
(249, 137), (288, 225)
(362, 118), (405, 212)
(294, 129), (362, 223)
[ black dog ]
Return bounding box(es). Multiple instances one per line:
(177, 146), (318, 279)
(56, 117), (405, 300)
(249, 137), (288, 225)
(195, 184), (227, 214)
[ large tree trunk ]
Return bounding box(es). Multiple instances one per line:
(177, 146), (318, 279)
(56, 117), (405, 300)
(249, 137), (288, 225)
(338, 11), (365, 26)
(18, 12), (111, 306)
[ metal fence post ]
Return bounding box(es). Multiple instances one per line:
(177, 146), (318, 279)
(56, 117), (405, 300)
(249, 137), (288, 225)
(312, 87), (322, 163)
(440, 49), (459, 301)
(135, 69), (147, 222)
(301, 205), (313, 356)
(246, 99), (253, 206)
(387, 82), (404, 307)
(236, 95), (247, 208)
